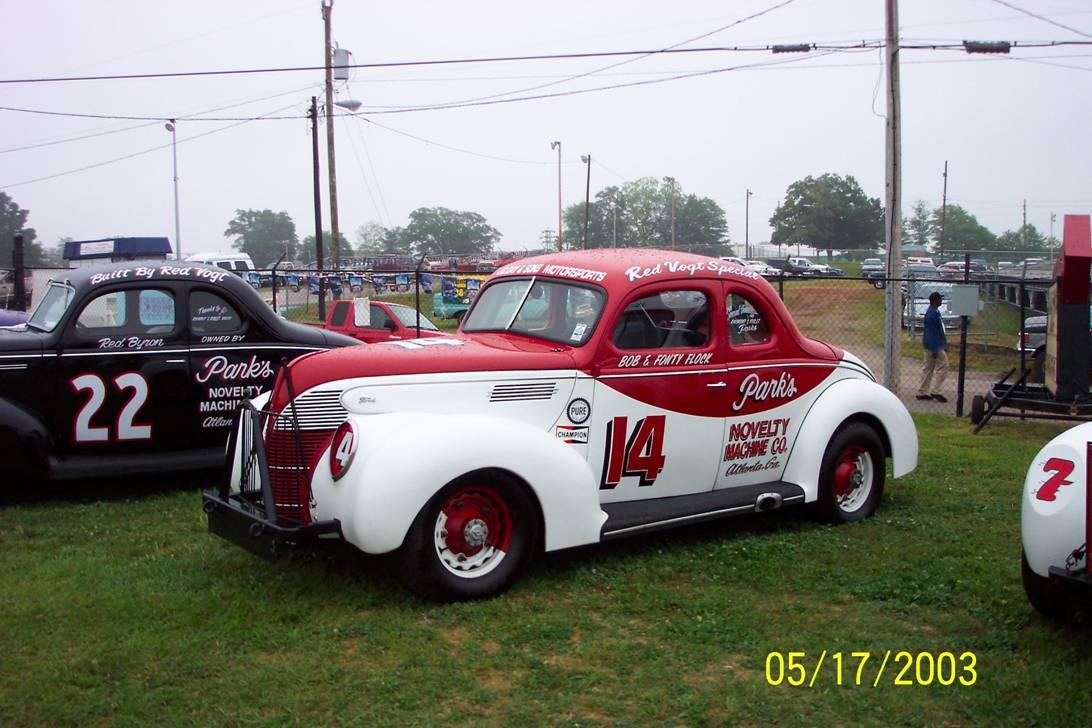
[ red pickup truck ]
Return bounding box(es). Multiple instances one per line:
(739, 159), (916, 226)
(315, 299), (449, 344)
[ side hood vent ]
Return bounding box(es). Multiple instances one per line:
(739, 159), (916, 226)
(489, 381), (558, 402)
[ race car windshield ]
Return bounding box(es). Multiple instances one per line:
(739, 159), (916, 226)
(388, 304), (439, 331)
(26, 282), (75, 332)
(462, 277), (605, 346)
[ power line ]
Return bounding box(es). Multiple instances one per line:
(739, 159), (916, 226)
(0, 104), (295, 189)
(350, 114), (552, 165)
(3, 39), (1090, 85)
(987, 0), (1092, 41)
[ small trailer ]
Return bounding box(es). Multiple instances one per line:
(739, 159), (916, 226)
(971, 215), (1092, 432)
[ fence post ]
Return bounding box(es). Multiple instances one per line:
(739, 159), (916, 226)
(12, 234), (26, 311)
(956, 253), (970, 416)
(777, 269), (784, 300)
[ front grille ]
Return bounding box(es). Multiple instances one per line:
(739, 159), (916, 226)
(272, 388), (347, 431)
(264, 427), (333, 523)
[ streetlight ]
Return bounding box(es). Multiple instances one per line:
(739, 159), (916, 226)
(663, 176), (677, 250)
(550, 141), (562, 251)
(164, 120), (181, 260)
(580, 154), (592, 249)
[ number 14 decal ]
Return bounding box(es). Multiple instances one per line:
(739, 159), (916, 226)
(600, 415), (667, 489)
(71, 372), (152, 443)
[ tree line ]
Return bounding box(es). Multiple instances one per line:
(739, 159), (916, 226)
(0, 177), (1060, 272)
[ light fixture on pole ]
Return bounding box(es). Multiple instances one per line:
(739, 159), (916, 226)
(164, 120), (181, 260)
(580, 154), (592, 249)
(663, 176), (677, 250)
(745, 188), (753, 259)
(550, 141), (562, 251)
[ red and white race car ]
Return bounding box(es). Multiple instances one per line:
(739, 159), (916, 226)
(1022, 423), (1091, 622)
(204, 249), (918, 599)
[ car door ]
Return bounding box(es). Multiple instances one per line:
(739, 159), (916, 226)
(55, 282), (191, 458)
(590, 281), (728, 503)
(714, 281), (838, 490)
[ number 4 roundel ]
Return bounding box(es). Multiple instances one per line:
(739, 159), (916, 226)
(329, 421), (358, 481)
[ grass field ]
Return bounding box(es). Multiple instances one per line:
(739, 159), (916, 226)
(3, 415), (1091, 726)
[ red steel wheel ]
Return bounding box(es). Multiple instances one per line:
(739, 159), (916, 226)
(433, 485), (514, 578)
(818, 422), (885, 523)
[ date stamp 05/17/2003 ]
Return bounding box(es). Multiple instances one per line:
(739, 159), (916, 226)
(765, 651), (977, 687)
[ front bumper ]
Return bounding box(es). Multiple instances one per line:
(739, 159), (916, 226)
(1049, 566), (1092, 607)
(202, 490), (342, 560)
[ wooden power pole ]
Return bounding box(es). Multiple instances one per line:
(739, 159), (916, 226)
(882, 0), (903, 393)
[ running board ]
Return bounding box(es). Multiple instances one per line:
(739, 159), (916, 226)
(600, 482), (806, 540)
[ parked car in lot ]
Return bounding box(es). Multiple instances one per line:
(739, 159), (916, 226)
(902, 281), (959, 330)
(1021, 421), (1091, 622)
(718, 256), (748, 268)
(1, 268), (33, 308)
(204, 249), (918, 600)
(767, 258), (814, 276)
(860, 258), (884, 274)
(745, 259), (778, 276)
(808, 262), (844, 276)
(314, 299), (448, 344)
(0, 263), (358, 484)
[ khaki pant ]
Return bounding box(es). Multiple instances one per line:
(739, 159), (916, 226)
(918, 349), (949, 396)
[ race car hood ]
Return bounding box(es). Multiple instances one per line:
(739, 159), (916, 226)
(272, 332), (577, 410)
(0, 325), (44, 354)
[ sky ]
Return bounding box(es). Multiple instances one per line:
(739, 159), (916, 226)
(2, 0), (1091, 260)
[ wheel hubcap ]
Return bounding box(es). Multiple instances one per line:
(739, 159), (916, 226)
(832, 445), (874, 513)
(434, 486), (513, 578)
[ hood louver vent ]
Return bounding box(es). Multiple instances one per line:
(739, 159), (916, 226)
(489, 381), (558, 402)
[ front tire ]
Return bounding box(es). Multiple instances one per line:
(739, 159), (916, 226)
(817, 422), (886, 523)
(400, 474), (538, 601)
(1021, 550), (1068, 622)
(873, 279), (885, 290)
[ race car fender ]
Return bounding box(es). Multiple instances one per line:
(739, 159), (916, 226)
(780, 377), (918, 502)
(0, 394), (51, 478)
(309, 412), (606, 555)
(1022, 423), (1090, 577)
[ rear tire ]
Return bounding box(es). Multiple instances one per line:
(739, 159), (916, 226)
(400, 474), (538, 601)
(1021, 550), (1068, 622)
(873, 279), (885, 290)
(817, 422), (886, 523)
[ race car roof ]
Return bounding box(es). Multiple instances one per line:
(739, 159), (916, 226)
(48, 261), (257, 298)
(491, 248), (765, 293)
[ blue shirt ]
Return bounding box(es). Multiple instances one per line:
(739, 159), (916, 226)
(922, 306), (947, 353)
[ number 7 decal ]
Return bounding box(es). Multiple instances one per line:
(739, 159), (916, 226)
(600, 415), (667, 489)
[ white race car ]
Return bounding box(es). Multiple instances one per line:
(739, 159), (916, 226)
(204, 249), (918, 600)
(1022, 422), (1091, 622)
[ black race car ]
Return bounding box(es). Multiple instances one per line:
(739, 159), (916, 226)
(0, 263), (357, 483)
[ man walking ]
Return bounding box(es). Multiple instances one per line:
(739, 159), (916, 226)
(916, 291), (948, 402)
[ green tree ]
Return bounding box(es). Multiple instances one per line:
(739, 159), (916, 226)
(930, 204), (995, 252)
(223, 209), (298, 267)
(300, 230), (352, 264)
(0, 191), (46, 266)
(354, 222), (395, 256)
(768, 174), (884, 258)
(563, 178), (729, 254)
(995, 223), (1048, 253)
(903, 200), (934, 250)
(391, 207), (500, 257)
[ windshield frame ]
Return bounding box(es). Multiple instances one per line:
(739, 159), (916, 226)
(387, 303), (439, 331)
(26, 281), (76, 332)
(461, 276), (607, 347)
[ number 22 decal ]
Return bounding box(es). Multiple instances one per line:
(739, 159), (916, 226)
(71, 372), (152, 443)
(600, 415), (667, 489)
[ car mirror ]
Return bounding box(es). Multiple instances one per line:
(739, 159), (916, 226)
(383, 319), (398, 332)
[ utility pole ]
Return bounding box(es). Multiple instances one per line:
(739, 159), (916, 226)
(581, 154), (592, 249)
(939, 161), (948, 259)
(309, 96), (326, 321)
(551, 141), (563, 251)
(165, 120), (181, 260)
(1022, 199), (1028, 249)
(745, 188), (753, 259)
(664, 176), (677, 250)
(1050, 212), (1057, 260)
(322, 0), (341, 268)
(882, 0), (903, 393)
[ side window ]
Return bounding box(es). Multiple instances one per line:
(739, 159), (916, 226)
(139, 290), (176, 328)
(190, 290), (243, 334)
(367, 304), (395, 330)
(76, 291), (127, 330)
(727, 293), (770, 345)
(612, 290), (709, 350)
(216, 262), (232, 271)
(329, 301), (349, 327)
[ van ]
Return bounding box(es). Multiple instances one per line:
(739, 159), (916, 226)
(184, 252), (256, 275)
